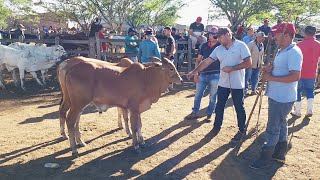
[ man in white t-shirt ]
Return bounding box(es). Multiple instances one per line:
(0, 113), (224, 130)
(187, 28), (252, 140)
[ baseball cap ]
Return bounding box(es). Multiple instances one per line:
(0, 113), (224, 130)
(128, 27), (137, 33)
(216, 27), (233, 37)
(271, 23), (296, 35)
(196, 16), (202, 22)
(256, 31), (267, 38)
(305, 26), (316, 35)
(208, 27), (218, 36)
(145, 29), (153, 35)
(164, 26), (172, 31)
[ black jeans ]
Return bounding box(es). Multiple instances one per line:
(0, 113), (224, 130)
(214, 86), (246, 132)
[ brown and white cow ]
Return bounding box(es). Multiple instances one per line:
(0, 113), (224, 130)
(58, 56), (182, 156)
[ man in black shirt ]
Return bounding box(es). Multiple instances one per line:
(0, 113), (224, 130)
(89, 17), (102, 37)
(14, 24), (25, 39)
(185, 27), (220, 120)
(164, 26), (176, 62)
(189, 16), (207, 49)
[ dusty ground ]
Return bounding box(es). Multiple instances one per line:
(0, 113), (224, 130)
(0, 71), (320, 180)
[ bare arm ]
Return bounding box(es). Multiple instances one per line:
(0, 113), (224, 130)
(187, 57), (214, 79)
(263, 71), (301, 83)
(170, 43), (175, 57)
(222, 57), (252, 73)
(233, 57), (252, 70)
(195, 54), (203, 67)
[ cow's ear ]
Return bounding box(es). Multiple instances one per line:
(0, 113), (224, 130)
(149, 56), (161, 62)
(161, 57), (169, 64)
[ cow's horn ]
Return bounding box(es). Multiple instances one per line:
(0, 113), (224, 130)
(149, 56), (161, 62)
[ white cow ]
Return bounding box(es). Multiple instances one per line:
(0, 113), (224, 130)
(0, 43), (66, 90)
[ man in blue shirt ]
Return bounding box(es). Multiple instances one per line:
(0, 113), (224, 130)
(257, 19), (271, 35)
(185, 28), (221, 121)
(242, 27), (255, 45)
(249, 23), (303, 169)
(138, 30), (161, 64)
(125, 28), (139, 62)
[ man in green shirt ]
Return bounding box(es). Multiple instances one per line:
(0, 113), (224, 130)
(125, 28), (139, 62)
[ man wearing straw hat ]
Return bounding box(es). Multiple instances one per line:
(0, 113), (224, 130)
(249, 23), (303, 169)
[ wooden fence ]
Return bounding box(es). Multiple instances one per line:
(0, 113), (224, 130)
(0, 35), (194, 72)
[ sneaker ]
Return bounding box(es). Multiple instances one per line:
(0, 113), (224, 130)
(305, 111), (313, 118)
(290, 111), (301, 117)
(232, 130), (245, 141)
(185, 113), (199, 120)
(204, 115), (212, 123)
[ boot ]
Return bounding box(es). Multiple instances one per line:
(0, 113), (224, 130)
(291, 101), (302, 117)
(305, 98), (314, 118)
(249, 146), (274, 169)
(272, 141), (288, 163)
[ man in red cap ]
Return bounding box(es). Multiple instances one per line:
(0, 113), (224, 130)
(189, 16), (207, 50)
(249, 23), (303, 169)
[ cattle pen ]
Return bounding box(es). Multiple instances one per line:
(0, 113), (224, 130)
(0, 35), (195, 72)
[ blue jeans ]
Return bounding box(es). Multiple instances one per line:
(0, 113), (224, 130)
(245, 68), (260, 92)
(265, 98), (294, 147)
(214, 86), (246, 132)
(297, 78), (315, 101)
(192, 73), (219, 115)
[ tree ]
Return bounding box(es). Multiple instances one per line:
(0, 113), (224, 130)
(210, 0), (320, 30)
(39, 0), (96, 32)
(271, 0), (320, 26)
(0, 0), (36, 29)
(209, 0), (272, 30)
(126, 0), (184, 28)
(0, 0), (11, 28)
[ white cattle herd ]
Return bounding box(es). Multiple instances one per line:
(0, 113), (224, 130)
(0, 42), (67, 90)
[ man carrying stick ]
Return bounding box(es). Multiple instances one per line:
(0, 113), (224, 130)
(249, 23), (303, 169)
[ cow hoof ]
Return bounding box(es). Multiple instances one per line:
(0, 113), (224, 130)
(77, 142), (87, 148)
(133, 145), (141, 154)
(72, 152), (79, 158)
(139, 142), (148, 149)
(61, 134), (69, 140)
(134, 148), (141, 154)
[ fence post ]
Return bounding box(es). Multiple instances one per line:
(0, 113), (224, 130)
(174, 41), (178, 67)
(18, 35), (24, 42)
(187, 38), (192, 72)
(89, 37), (96, 58)
(55, 36), (59, 45)
(95, 33), (101, 60)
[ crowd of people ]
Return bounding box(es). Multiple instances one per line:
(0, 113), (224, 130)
(186, 17), (320, 170)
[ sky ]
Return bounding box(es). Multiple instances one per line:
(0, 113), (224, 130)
(176, 0), (230, 26)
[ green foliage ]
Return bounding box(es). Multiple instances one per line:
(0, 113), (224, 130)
(210, 0), (320, 29)
(0, 0), (11, 28)
(126, 0), (183, 28)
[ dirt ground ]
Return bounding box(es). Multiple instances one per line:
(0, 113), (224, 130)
(0, 71), (320, 180)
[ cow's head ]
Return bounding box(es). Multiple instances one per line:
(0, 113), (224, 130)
(160, 57), (183, 85)
(50, 45), (68, 61)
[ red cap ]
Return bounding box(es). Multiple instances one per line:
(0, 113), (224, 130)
(196, 16), (202, 22)
(271, 23), (296, 35)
